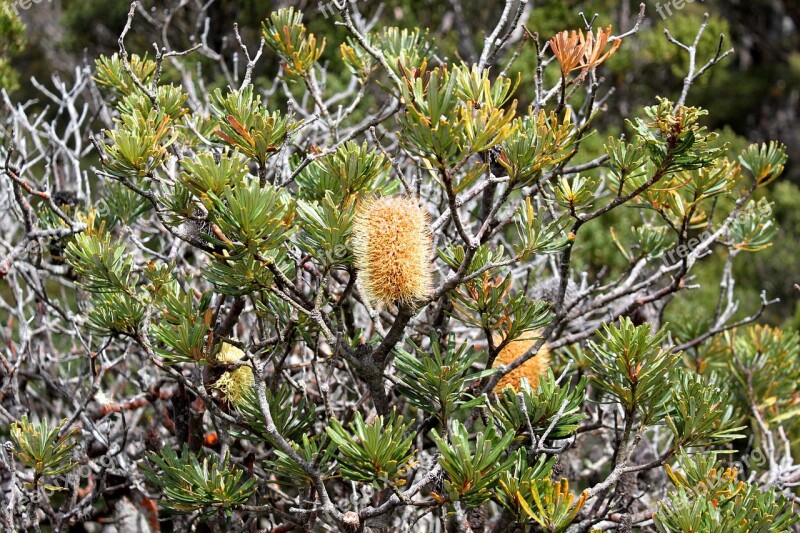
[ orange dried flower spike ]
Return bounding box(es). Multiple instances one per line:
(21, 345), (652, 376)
(493, 336), (551, 392)
(550, 25), (621, 77)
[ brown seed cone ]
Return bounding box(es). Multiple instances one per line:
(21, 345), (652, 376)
(352, 196), (433, 307)
(493, 335), (551, 392)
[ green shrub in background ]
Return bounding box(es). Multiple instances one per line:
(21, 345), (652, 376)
(0, 0), (25, 92)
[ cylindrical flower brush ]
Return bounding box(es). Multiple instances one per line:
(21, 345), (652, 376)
(352, 196), (433, 307)
(493, 336), (551, 392)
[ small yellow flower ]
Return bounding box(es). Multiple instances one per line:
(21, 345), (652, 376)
(352, 196), (433, 307)
(212, 343), (254, 406)
(493, 335), (551, 392)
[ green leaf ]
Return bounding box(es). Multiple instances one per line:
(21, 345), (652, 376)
(655, 452), (799, 533)
(211, 85), (300, 165)
(430, 420), (515, 507)
(142, 445), (256, 514)
(295, 192), (355, 270)
(234, 386), (314, 447)
(10, 416), (77, 477)
(666, 371), (745, 449)
(181, 151), (249, 200)
(94, 53), (156, 97)
(586, 318), (678, 423)
(295, 140), (393, 203)
(739, 141), (787, 187)
(491, 369), (586, 441)
(395, 334), (488, 425)
(500, 110), (576, 185)
(495, 450), (556, 525)
(325, 409), (416, 488)
(204, 180), (295, 257)
(261, 7), (325, 80)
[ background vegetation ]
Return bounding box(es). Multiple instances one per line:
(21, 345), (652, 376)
(1, 0), (799, 531)
(8, 0), (800, 327)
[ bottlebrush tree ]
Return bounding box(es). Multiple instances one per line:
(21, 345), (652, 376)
(0, 2), (798, 532)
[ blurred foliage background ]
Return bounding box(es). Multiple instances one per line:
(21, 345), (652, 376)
(6, 0), (799, 329)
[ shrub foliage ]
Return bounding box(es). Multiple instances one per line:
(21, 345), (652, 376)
(0, 2), (798, 532)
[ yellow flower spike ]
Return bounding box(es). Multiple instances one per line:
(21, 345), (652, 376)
(212, 342), (254, 406)
(493, 335), (551, 392)
(352, 196), (433, 307)
(218, 342), (245, 363)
